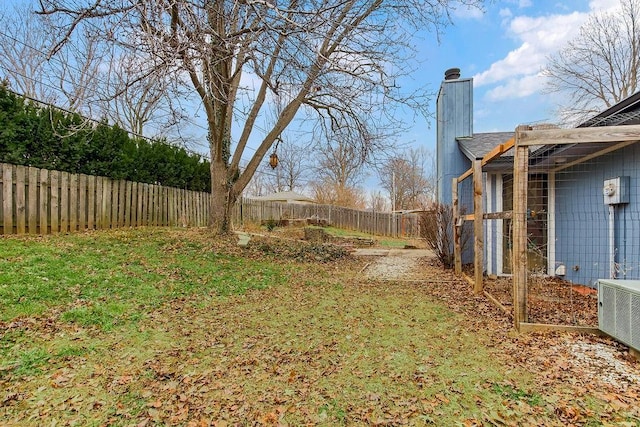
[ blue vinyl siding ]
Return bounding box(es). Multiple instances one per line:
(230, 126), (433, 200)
(554, 143), (640, 286)
(436, 78), (473, 205)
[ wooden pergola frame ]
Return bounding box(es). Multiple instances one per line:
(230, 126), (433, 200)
(452, 124), (640, 331)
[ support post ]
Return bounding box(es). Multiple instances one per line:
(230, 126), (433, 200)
(452, 178), (462, 274)
(512, 128), (530, 329)
(473, 160), (484, 294)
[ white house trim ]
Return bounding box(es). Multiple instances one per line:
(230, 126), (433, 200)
(496, 174), (504, 275)
(547, 172), (556, 276)
(486, 174), (493, 275)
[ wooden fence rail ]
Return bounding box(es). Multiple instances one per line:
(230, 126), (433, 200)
(1, 162), (419, 237)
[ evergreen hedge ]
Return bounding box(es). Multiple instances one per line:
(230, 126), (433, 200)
(0, 86), (211, 192)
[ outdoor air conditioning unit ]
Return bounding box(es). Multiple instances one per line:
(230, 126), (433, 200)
(598, 279), (640, 352)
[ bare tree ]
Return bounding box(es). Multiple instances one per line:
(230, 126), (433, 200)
(309, 128), (368, 207)
(97, 50), (176, 137)
(51, 27), (105, 115)
(262, 139), (309, 193)
(378, 146), (434, 210)
(544, 0), (640, 125)
(38, 0), (481, 233)
(243, 167), (268, 197)
(0, 4), (54, 102)
(368, 190), (389, 212)
(311, 181), (367, 209)
(315, 135), (366, 190)
(0, 3), (104, 117)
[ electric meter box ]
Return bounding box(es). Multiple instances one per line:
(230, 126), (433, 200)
(603, 176), (630, 205)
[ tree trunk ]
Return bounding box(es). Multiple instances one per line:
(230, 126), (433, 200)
(209, 158), (236, 234)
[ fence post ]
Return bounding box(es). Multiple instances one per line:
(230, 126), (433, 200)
(473, 160), (484, 294)
(452, 177), (462, 275)
(513, 128), (530, 329)
(88, 175), (95, 230)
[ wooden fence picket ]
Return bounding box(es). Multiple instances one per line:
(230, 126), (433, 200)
(3, 164), (13, 234)
(39, 169), (48, 234)
(15, 166), (26, 234)
(70, 173), (78, 232)
(78, 174), (87, 231)
(50, 170), (59, 233)
(28, 167), (38, 233)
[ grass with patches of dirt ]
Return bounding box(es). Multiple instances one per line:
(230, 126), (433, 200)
(0, 228), (638, 426)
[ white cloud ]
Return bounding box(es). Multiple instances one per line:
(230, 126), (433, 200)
(519, 0), (532, 7)
(484, 73), (545, 101)
(472, 1), (625, 101)
(499, 8), (513, 18)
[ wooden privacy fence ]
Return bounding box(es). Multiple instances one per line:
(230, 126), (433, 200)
(1, 162), (419, 238)
(1, 162), (210, 234)
(232, 199), (420, 238)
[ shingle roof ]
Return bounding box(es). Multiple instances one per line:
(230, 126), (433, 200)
(579, 91), (640, 127)
(456, 132), (514, 160)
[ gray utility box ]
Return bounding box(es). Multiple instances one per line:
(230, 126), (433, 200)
(598, 279), (640, 351)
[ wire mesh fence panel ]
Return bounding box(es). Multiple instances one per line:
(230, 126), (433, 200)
(450, 131), (640, 327)
(521, 141), (640, 326)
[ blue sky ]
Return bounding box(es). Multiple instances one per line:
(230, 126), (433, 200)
(403, 0), (622, 152)
(1, 0), (624, 166)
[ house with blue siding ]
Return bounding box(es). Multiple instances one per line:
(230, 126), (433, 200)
(436, 68), (640, 287)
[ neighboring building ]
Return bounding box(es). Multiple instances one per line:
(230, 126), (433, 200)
(251, 191), (316, 204)
(436, 68), (640, 286)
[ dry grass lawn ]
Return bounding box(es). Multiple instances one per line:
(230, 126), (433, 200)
(1, 228), (639, 426)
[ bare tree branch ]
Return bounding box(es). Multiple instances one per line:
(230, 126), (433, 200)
(544, 0), (640, 126)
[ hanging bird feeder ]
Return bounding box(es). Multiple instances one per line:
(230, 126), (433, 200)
(269, 136), (282, 169)
(269, 152), (279, 169)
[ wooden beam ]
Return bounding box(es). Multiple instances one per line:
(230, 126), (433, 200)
(553, 139), (639, 172)
(483, 211), (513, 220)
(482, 137), (515, 166)
(473, 160), (484, 294)
(458, 167), (473, 182)
(456, 136), (515, 184)
(462, 273), (474, 288)
(519, 323), (604, 335)
(452, 178), (462, 275)
(512, 130), (530, 330)
(465, 211), (513, 220)
(516, 124), (640, 146)
(483, 290), (511, 315)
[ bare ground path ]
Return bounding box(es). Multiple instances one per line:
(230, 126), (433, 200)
(353, 248), (433, 281)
